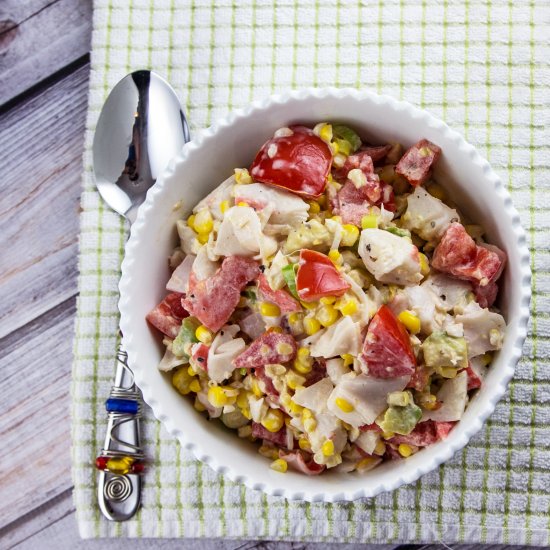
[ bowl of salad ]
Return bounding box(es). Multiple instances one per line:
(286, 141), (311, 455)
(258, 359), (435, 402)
(119, 88), (530, 501)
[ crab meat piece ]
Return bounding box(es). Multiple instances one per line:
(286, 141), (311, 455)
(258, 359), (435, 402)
(327, 372), (410, 427)
(358, 228), (422, 286)
(422, 370), (468, 422)
(455, 301), (506, 357)
(401, 187), (459, 242)
(207, 325), (247, 383)
(234, 183), (309, 231)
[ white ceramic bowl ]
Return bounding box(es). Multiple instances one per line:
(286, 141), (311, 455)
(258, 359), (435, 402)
(119, 88), (531, 501)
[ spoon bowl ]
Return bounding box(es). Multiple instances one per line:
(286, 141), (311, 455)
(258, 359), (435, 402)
(93, 70), (190, 222)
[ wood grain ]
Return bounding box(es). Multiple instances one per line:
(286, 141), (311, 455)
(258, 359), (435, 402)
(0, 63), (87, 532)
(0, 63), (88, 338)
(0, 0), (92, 105)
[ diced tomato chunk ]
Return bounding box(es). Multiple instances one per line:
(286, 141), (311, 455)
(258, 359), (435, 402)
(233, 331), (297, 369)
(249, 125), (332, 198)
(465, 365), (483, 390)
(360, 305), (416, 378)
(432, 223), (506, 308)
(395, 139), (441, 187)
(389, 420), (455, 447)
(257, 274), (301, 313)
(182, 256), (260, 332)
(296, 249), (351, 302)
(146, 292), (188, 338)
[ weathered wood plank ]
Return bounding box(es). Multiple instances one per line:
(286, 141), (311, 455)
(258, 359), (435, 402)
(0, 296), (76, 529)
(0, 0), (92, 105)
(0, 62), (89, 338)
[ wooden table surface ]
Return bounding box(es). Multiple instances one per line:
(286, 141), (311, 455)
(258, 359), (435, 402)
(0, 1), (537, 549)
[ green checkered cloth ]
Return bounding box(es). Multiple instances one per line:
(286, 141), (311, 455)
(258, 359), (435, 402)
(72, 0), (550, 543)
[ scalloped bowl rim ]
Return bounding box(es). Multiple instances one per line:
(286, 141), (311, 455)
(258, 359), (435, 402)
(119, 87), (531, 502)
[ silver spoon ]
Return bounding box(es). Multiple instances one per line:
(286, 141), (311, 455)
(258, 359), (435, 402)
(92, 70), (190, 521)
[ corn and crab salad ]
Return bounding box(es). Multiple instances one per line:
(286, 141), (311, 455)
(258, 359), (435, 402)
(146, 123), (507, 475)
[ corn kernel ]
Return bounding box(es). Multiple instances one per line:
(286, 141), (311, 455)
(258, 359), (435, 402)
(317, 305), (339, 327)
(335, 296), (358, 316)
(234, 168), (253, 184)
(270, 326), (284, 334)
(188, 365), (198, 376)
(259, 445), (279, 459)
(319, 123), (333, 143)
(397, 310), (421, 335)
(302, 408), (313, 420)
(261, 408), (284, 432)
(270, 458), (288, 473)
(308, 201), (321, 214)
(194, 398), (206, 412)
(382, 431), (395, 440)
(187, 214), (196, 229)
(328, 249), (343, 265)
(195, 325), (213, 344)
(303, 418), (317, 432)
(303, 317), (322, 335)
(341, 224), (360, 247)
(237, 201), (248, 207)
(189, 379), (202, 393)
(172, 367), (193, 395)
(297, 347), (311, 361)
(298, 437), (311, 451)
(361, 214), (378, 229)
(251, 378), (263, 397)
(289, 401), (304, 416)
(320, 296), (336, 305)
(259, 302), (281, 317)
(341, 353), (354, 367)
(331, 215), (342, 223)
(322, 439), (335, 457)
(236, 390), (250, 409)
(207, 386), (228, 408)
(197, 232), (210, 244)
(193, 209), (213, 234)
(286, 371), (306, 390)
(335, 397), (354, 413)
(293, 359), (313, 375)
(420, 394), (439, 411)
(398, 444), (413, 458)
(300, 300), (318, 310)
(427, 183), (446, 200)
(419, 253), (430, 276)
(220, 200), (230, 214)
(374, 440), (386, 456)
(288, 312), (303, 324)
(356, 457), (379, 471)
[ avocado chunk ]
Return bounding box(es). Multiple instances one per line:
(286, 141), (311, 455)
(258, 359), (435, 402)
(380, 394), (422, 435)
(172, 317), (200, 358)
(422, 332), (468, 370)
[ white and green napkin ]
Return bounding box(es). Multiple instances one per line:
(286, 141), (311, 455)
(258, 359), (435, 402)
(72, 0), (550, 543)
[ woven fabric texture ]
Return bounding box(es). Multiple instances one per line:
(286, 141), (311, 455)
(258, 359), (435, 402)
(72, 0), (550, 543)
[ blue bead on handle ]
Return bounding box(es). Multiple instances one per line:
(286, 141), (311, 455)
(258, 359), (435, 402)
(105, 398), (139, 414)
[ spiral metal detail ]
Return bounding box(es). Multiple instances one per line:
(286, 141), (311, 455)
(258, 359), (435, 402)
(104, 475), (132, 502)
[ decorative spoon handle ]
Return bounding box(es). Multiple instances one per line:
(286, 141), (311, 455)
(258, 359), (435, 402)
(96, 346), (145, 521)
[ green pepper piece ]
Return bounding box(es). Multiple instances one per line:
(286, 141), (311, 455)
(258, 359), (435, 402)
(332, 124), (362, 153)
(282, 263), (299, 299)
(172, 317), (200, 358)
(385, 226), (412, 239)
